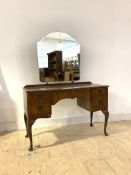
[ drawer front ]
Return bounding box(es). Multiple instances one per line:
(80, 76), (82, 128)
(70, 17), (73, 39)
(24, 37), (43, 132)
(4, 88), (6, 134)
(52, 89), (89, 104)
(51, 90), (72, 104)
(28, 92), (51, 117)
(91, 96), (107, 111)
(72, 89), (88, 98)
(91, 87), (107, 97)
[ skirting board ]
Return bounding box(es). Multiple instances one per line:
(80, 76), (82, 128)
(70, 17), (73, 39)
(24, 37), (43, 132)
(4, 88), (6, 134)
(0, 113), (131, 132)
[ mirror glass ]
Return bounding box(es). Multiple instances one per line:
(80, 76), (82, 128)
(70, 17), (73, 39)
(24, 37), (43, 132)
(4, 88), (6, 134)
(37, 32), (80, 82)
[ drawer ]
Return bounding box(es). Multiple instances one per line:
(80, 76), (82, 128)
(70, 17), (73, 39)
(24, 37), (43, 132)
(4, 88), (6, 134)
(91, 97), (107, 111)
(29, 92), (45, 103)
(52, 90), (72, 104)
(72, 89), (88, 98)
(91, 87), (107, 97)
(28, 92), (51, 117)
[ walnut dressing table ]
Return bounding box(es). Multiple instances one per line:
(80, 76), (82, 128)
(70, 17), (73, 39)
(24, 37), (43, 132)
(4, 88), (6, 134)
(23, 81), (109, 151)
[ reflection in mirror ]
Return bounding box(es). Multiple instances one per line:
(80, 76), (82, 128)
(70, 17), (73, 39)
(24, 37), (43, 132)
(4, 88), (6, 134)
(37, 32), (80, 82)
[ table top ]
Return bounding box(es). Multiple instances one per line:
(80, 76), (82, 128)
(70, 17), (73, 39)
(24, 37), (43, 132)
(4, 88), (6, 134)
(23, 81), (109, 92)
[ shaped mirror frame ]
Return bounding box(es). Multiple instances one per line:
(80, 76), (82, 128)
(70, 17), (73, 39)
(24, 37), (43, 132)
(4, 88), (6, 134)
(37, 32), (80, 82)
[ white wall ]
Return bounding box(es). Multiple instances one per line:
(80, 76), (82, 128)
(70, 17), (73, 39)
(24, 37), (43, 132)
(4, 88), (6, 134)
(0, 0), (131, 131)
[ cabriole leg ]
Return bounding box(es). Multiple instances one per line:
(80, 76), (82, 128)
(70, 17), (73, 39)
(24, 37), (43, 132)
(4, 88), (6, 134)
(27, 120), (35, 151)
(90, 112), (93, 127)
(102, 110), (109, 136)
(24, 113), (28, 137)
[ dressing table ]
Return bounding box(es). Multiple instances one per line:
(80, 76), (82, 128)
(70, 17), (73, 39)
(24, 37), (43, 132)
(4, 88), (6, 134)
(24, 32), (109, 151)
(23, 81), (109, 151)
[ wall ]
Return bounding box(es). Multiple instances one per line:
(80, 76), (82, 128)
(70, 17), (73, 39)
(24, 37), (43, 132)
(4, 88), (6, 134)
(0, 0), (131, 131)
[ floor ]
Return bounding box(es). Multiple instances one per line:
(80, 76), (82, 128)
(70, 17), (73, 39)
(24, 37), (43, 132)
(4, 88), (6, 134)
(0, 121), (131, 175)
